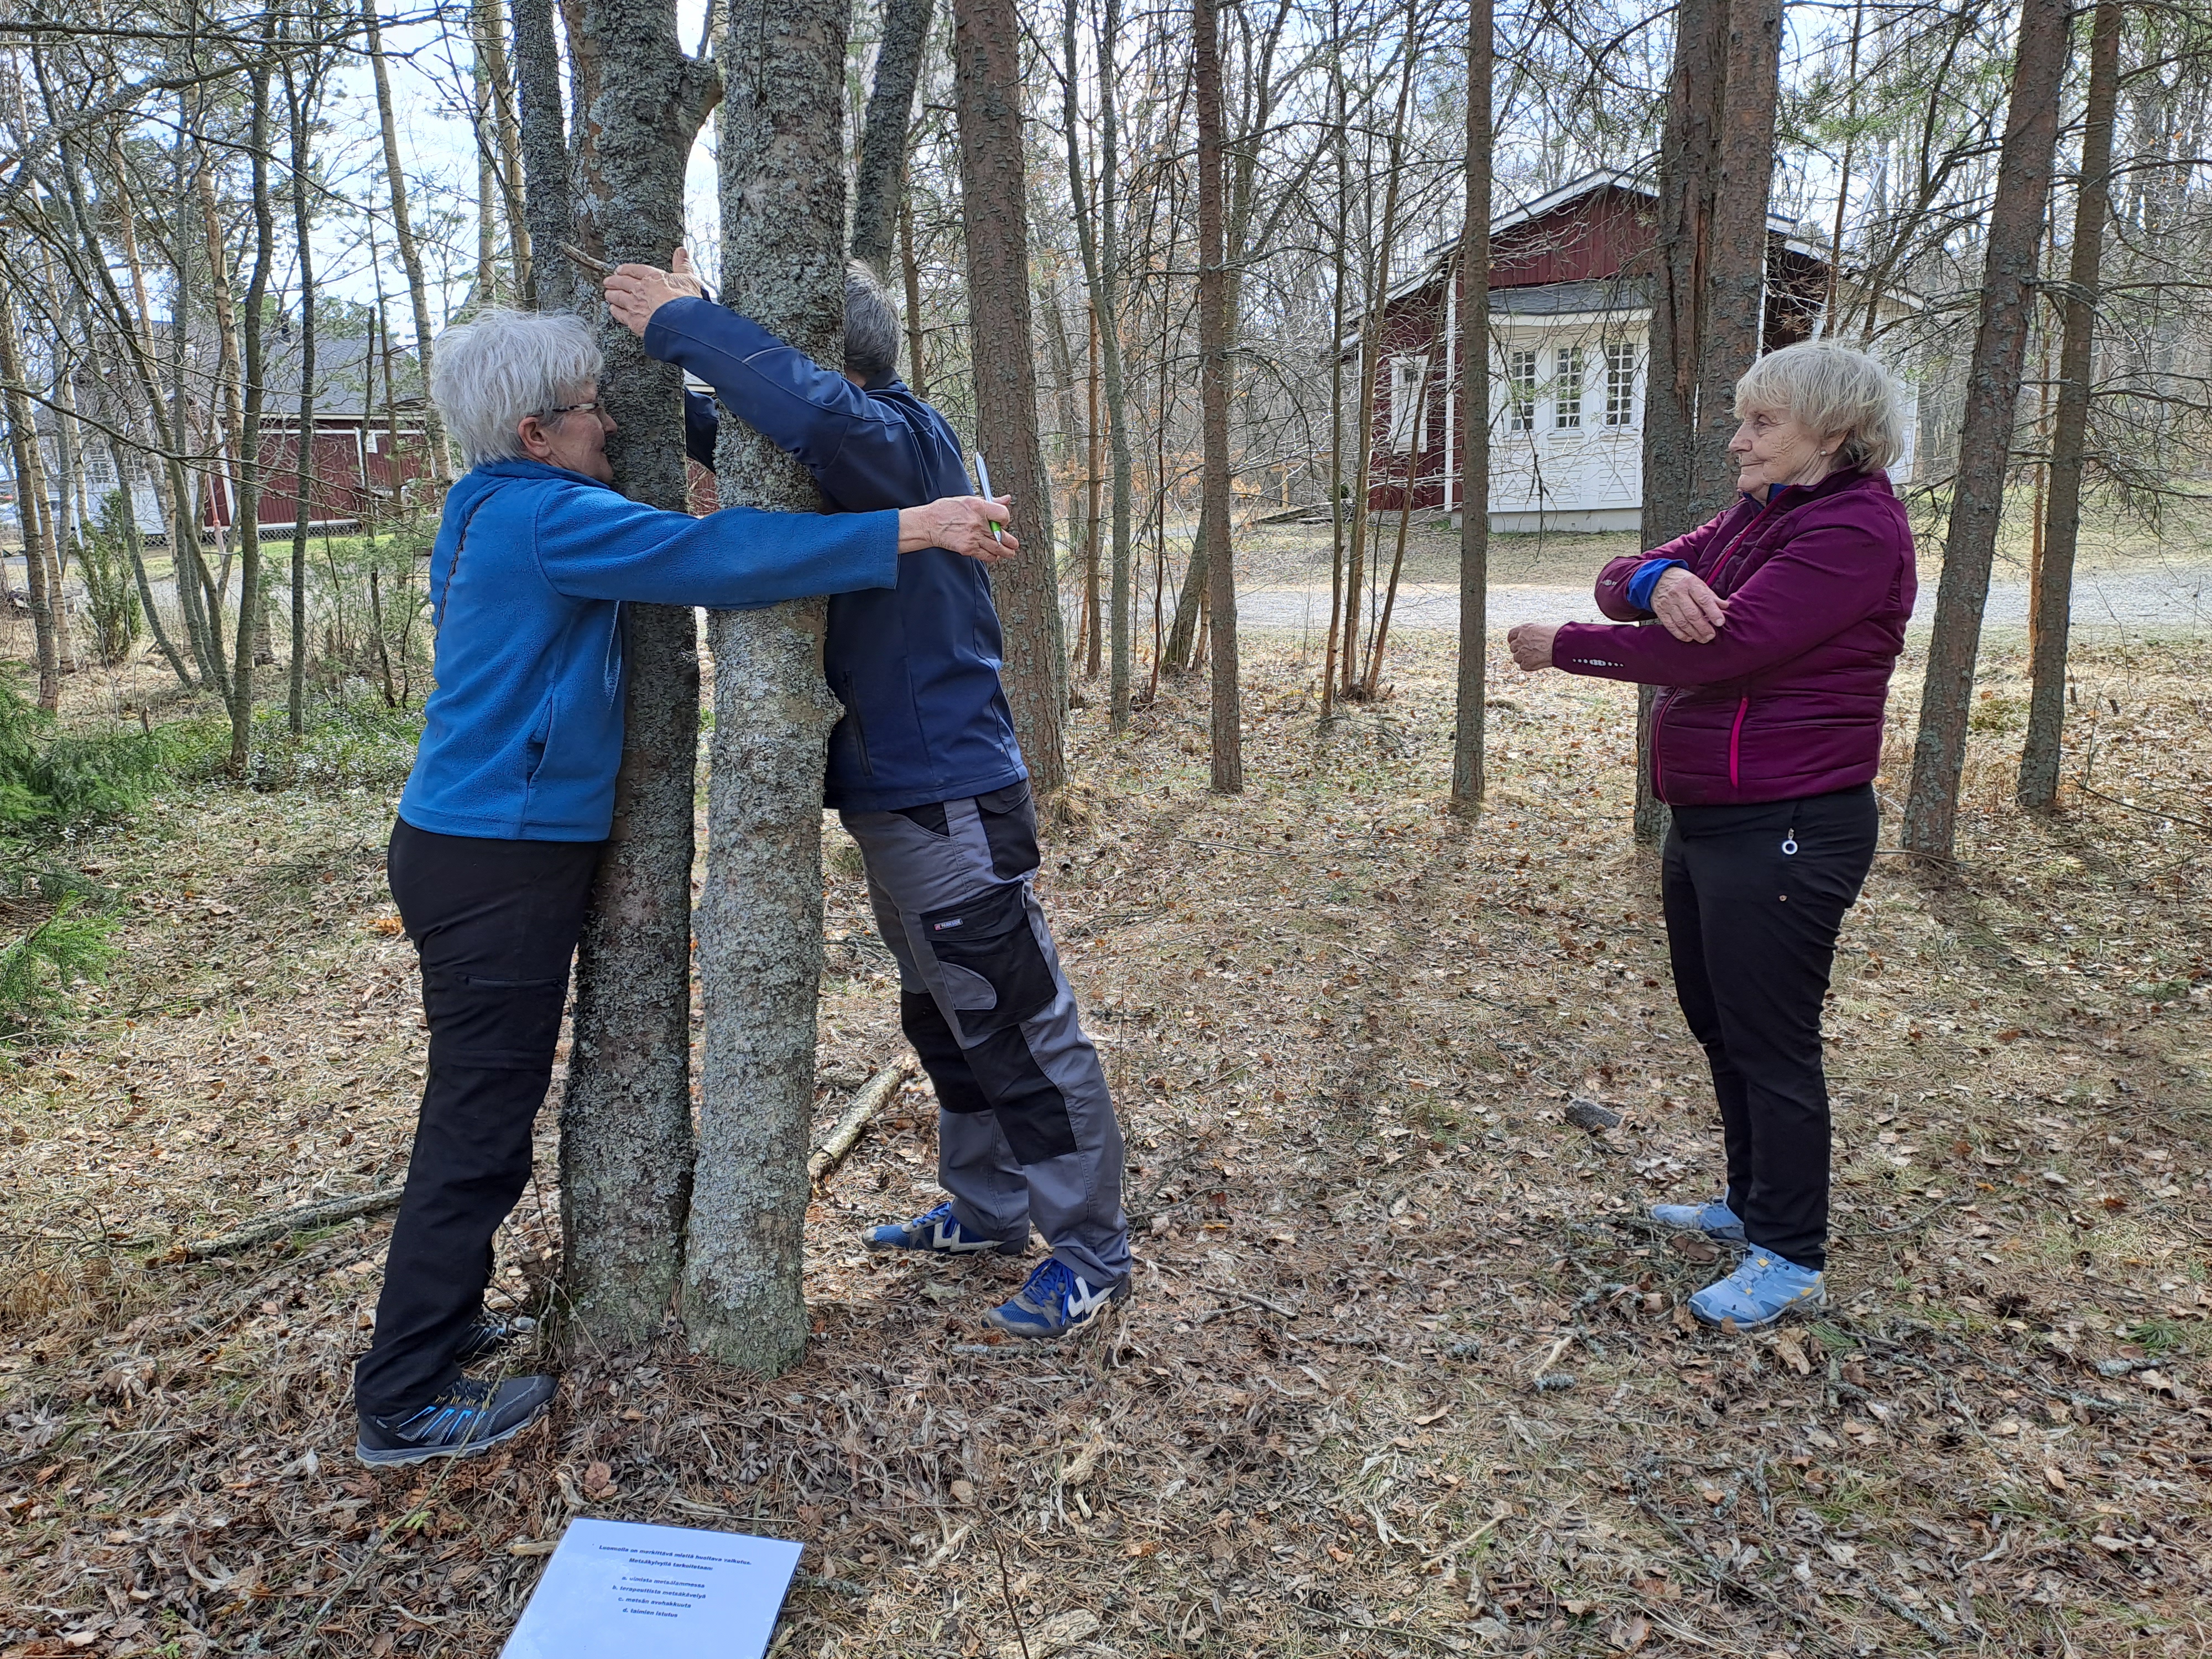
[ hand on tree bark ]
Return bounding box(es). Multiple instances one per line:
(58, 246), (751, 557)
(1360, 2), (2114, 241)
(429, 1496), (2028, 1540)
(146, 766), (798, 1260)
(899, 495), (1018, 563)
(604, 248), (705, 337)
(1651, 565), (1730, 642)
(1507, 622), (1558, 672)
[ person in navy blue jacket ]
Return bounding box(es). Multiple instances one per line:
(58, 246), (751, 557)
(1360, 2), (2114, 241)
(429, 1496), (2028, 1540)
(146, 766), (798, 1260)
(607, 254), (1134, 1340)
(354, 309), (1012, 1467)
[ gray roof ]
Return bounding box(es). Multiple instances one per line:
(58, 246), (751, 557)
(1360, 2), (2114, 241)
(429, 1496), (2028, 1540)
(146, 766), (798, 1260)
(1491, 277), (1652, 316)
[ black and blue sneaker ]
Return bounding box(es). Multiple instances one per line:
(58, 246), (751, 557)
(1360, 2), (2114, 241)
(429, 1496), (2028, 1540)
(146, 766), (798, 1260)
(355, 1374), (557, 1468)
(983, 1258), (1128, 1339)
(455, 1312), (537, 1365)
(865, 1202), (1025, 1258)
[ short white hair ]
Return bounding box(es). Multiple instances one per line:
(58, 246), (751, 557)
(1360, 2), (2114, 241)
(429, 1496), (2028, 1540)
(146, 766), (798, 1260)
(1734, 341), (1909, 475)
(429, 309), (604, 468)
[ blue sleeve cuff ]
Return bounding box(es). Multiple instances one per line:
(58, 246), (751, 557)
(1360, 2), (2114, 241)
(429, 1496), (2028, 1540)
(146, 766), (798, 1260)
(1624, 558), (1683, 612)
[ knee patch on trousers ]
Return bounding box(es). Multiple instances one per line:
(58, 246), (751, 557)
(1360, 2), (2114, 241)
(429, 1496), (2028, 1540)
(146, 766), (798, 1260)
(965, 1025), (1078, 1165)
(919, 884), (1056, 1036)
(901, 991), (993, 1115)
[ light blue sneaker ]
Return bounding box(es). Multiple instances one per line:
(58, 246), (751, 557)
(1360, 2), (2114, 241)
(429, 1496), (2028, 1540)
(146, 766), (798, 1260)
(983, 1258), (1129, 1339)
(1651, 1196), (1746, 1245)
(865, 1202), (1025, 1258)
(1688, 1248), (1825, 1331)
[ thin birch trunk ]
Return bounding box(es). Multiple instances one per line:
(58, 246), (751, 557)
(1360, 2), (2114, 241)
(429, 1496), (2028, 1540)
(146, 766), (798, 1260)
(689, 0), (851, 1374)
(1448, 0), (1491, 812)
(2018, 0), (2122, 813)
(1194, 0), (1239, 791)
(361, 0), (450, 479)
(0, 301), (62, 709)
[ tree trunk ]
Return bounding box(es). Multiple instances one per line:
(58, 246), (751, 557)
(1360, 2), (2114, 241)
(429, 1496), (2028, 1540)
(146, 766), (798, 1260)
(514, 0), (578, 313)
(1193, 0), (1240, 791)
(228, 61), (277, 778)
(1062, 0), (1132, 729)
(282, 30), (319, 735)
(898, 194), (928, 398)
(1449, 0), (1491, 814)
(556, 0), (719, 1350)
(952, 0), (1068, 794)
(1636, 0), (1729, 843)
(361, 0), (450, 478)
(1694, 0), (1782, 498)
(851, 0), (934, 276)
(1321, 8), (1348, 718)
(0, 300), (62, 710)
(1900, 0), (2068, 858)
(2018, 0), (2121, 812)
(1083, 302), (1103, 676)
(687, 0), (851, 1374)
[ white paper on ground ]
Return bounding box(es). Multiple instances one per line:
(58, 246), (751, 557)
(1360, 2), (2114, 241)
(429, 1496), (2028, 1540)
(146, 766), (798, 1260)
(500, 1517), (804, 1659)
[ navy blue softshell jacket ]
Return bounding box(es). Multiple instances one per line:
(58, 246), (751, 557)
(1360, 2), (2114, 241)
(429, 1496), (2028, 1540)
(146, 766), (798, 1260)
(643, 296), (1027, 813)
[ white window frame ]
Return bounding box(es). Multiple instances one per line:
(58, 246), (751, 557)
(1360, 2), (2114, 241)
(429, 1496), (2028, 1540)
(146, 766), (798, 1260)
(1603, 341), (1636, 427)
(1386, 354), (1429, 453)
(1506, 348), (1538, 432)
(1553, 346), (1584, 431)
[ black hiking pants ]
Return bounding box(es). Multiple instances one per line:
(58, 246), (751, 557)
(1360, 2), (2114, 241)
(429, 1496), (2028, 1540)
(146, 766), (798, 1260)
(352, 819), (601, 1420)
(1662, 785), (1877, 1271)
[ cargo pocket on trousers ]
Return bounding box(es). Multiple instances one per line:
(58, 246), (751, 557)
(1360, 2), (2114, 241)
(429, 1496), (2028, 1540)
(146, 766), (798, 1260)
(919, 883), (1056, 1037)
(423, 970), (568, 1070)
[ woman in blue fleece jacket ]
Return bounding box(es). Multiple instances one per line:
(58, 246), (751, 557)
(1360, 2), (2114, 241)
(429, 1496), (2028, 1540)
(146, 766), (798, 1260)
(354, 310), (1013, 1467)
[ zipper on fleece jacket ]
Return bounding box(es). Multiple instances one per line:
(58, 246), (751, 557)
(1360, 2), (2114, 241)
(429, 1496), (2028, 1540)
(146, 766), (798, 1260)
(1727, 695), (1750, 790)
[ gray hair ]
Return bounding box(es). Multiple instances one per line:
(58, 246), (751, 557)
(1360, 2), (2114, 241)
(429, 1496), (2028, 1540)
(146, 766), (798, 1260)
(844, 260), (901, 382)
(429, 309), (604, 468)
(1733, 341), (1908, 475)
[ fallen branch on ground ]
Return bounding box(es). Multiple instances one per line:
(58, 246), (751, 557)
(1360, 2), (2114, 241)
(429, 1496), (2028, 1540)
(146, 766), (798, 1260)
(163, 1185), (406, 1264)
(809, 1054), (919, 1185)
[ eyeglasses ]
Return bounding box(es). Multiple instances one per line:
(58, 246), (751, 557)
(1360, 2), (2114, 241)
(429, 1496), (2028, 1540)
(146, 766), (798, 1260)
(539, 400), (603, 420)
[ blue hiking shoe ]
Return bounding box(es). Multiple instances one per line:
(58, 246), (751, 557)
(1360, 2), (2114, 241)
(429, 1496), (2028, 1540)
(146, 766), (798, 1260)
(1651, 1196), (1747, 1245)
(983, 1258), (1129, 1339)
(355, 1374), (556, 1468)
(865, 1202), (1024, 1258)
(1688, 1249), (1825, 1331)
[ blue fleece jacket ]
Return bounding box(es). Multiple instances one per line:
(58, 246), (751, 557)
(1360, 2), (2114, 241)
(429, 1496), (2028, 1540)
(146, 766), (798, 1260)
(398, 458), (899, 841)
(645, 295), (1026, 813)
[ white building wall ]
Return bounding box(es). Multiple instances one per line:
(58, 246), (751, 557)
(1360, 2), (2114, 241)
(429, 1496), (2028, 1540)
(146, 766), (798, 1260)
(1483, 311), (1648, 533)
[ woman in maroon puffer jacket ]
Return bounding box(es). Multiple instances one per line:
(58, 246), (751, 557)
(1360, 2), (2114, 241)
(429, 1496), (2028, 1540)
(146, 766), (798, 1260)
(1507, 341), (1914, 1332)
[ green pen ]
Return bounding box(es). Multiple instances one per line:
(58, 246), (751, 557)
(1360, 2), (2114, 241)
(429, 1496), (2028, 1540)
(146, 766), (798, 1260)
(973, 451), (1005, 545)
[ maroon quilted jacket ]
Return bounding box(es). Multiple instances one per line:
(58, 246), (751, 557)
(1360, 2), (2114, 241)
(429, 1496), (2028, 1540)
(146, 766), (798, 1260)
(1550, 468), (1916, 806)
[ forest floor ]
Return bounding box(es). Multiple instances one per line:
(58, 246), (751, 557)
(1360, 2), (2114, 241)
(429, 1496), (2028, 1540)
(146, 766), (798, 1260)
(2, 626), (2209, 1659)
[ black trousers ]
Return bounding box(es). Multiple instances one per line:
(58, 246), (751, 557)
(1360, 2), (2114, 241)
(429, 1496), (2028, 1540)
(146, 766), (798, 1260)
(1662, 785), (1877, 1271)
(352, 819), (601, 1418)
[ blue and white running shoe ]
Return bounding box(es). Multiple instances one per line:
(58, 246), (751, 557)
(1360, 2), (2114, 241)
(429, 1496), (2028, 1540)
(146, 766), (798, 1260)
(1651, 1196), (1747, 1245)
(983, 1258), (1129, 1339)
(355, 1374), (556, 1467)
(1688, 1249), (1825, 1331)
(865, 1202), (1024, 1258)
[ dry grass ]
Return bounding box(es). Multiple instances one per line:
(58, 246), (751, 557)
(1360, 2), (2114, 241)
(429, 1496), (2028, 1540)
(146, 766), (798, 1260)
(3, 627), (2209, 1659)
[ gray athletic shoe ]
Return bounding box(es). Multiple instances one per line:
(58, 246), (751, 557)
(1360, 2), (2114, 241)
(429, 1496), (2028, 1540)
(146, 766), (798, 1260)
(1651, 1196), (1747, 1244)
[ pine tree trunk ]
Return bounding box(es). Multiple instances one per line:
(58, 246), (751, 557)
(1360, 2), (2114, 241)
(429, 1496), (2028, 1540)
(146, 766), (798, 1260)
(361, 0), (450, 478)
(1695, 0), (1782, 500)
(1449, 0), (1491, 814)
(557, 0), (719, 1350)
(952, 0), (1068, 793)
(2018, 0), (2121, 812)
(851, 0), (934, 276)
(1901, 0), (2068, 858)
(686, 0), (851, 1374)
(1636, 0), (1730, 844)
(1193, 0), (1240, 791)
(899, 195), (929, 398)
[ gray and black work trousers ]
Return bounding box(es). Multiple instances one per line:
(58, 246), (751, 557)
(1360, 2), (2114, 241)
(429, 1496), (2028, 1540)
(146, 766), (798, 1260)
(840, 783), (1131, 1289)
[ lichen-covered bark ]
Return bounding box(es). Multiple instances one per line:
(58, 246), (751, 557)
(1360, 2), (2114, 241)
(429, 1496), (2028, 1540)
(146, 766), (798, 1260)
(952, 0), (1067, 795)
(556, 0), (717, 1349)
(851, 0), (934, 276)
(685, 0), (850, 1374)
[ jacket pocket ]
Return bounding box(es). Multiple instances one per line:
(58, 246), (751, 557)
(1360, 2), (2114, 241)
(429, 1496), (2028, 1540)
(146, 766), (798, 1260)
(838, 672), (874, 779)
(919, 882), (1056, 1036)
(523, 695), (557, 792)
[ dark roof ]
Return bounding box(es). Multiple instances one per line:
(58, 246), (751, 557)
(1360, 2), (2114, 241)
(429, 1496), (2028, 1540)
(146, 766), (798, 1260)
(1490, 276), (1652, 316)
